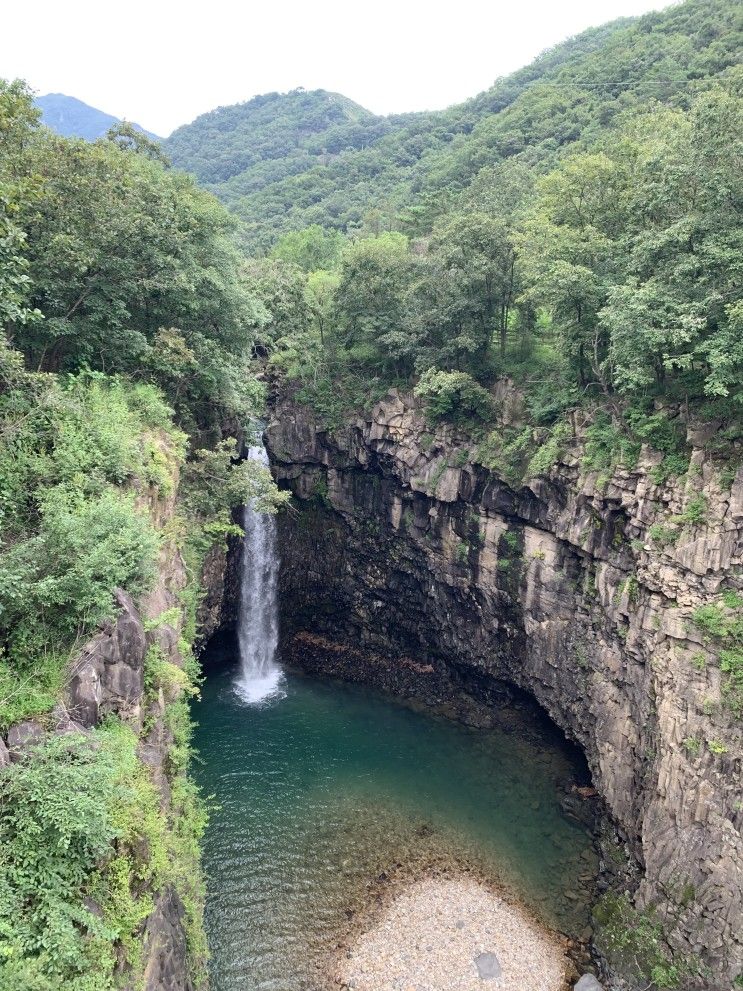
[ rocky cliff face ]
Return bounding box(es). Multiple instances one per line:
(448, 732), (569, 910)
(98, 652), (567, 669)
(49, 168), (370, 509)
(266, 390), (742, 988)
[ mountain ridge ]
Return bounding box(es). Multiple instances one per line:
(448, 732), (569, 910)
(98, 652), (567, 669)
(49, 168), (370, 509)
(163, 0), (742, 249)
(36, 92), (160, 142)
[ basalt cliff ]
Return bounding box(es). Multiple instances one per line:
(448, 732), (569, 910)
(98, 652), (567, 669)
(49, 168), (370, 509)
(263, 389), (743, 989)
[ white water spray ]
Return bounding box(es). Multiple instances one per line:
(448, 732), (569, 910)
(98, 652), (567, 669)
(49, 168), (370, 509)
(235, 440), (284, 704)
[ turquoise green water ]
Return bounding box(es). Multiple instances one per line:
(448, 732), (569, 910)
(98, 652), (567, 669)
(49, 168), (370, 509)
(192, 649), (598, 991)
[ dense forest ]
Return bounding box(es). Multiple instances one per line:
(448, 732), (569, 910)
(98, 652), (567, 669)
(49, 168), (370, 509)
(166, 0), (741, 250)
(166, 0), (742, 482)
(0, 0), (741, 986)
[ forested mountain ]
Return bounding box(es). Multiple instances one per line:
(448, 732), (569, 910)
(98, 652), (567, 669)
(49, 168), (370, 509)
(165, 0), (741, 249)
(162, 0), (740, 453)
(36, 93), (160, 142)
(165, 88), (382, 185)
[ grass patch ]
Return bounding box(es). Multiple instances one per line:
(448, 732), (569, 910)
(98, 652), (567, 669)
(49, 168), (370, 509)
(692, 597), (743, 716)
(593, 892), (697, 989)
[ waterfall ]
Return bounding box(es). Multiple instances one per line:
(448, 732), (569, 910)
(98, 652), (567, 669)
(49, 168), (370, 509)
(235, 440), (284, 704)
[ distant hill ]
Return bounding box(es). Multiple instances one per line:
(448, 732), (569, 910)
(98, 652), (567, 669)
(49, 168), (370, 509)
(164, 0), (742, 251)
(36, 93), (160, 142)
(166, 89), (380, 186)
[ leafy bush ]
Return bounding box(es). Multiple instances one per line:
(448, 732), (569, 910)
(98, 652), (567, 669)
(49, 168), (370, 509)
(692, 598), (743, 716)
(414, 369), (493, 426)
(0, 363), (185, 725)
(648, 523), (679, 547)
(2, 486), (159, 659)
(0, 724), (166, 989)
(527, 422), (572, 478)
(582, 412), (641, 473)
(671, 494), (708, 527)
(593, 892), (696, 989)
(181, 438), (290, 521)
(719, 649), (743, 717)
(295, 369), (390, 431)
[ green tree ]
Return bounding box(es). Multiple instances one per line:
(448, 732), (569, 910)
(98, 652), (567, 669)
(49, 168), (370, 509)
(518, 153), (623, 391)
(428, 211), (520, 363)
(270, 224), (344, 272)
(3, 126), (267, 430)
(600, 87), (743, 401)
(333, 232), (417, 377)
(0, 80), (41, 331)
(243, 258), (310, 352)
(105, 120), (170, 165)
(306, 269), (340, 346)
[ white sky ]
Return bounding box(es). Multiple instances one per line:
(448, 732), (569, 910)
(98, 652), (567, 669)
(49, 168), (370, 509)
(2, 0), (669, 137)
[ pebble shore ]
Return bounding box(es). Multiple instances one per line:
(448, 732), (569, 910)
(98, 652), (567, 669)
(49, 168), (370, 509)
(335, 875), (568, 991)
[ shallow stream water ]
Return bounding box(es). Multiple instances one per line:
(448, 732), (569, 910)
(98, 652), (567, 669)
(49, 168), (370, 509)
(192, 644), (598, 991)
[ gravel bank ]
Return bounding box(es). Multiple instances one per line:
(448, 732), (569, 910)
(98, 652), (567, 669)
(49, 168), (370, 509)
(336, 875), (568, 991)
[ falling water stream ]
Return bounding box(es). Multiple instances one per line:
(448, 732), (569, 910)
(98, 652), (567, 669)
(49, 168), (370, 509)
(234, 440), (284, 704)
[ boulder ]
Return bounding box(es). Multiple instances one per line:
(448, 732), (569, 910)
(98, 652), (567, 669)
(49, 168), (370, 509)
(474, 952), (502, 981)
(7, 720), (45, 761)
(142, 886), (193, 991)
(575, 975), (604, 991)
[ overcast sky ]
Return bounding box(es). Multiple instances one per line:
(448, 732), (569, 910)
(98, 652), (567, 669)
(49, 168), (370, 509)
(3, 0), (669, 137)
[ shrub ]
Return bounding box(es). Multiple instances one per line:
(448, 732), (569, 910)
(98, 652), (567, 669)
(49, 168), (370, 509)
(593, 892), (695, 989)
(707, 739), (728, 755)
(182, 438), (289, 520)
(692, 602), (737, 641)
(0, 724), (166, 989)
(648, 522), (679, 546)
(414, 368), (493, 426)
(649, 453), (689, 485)
(671, 494), (708, 527)
(502, 530), (522, 554)
(476, 426), (533, 485)
(526, 421), (572, 478)
(1, 487), (160, 666)
(719, 649), (743, 716)
(582, 412), (641, 473)
(692, 598), (743, 717)
(0, 366), (188, 724)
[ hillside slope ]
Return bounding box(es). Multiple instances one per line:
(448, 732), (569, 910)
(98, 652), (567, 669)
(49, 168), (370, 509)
(166, 88), (382, 185)
(165, 0), (741, 249)
(36, 93), (160, 141)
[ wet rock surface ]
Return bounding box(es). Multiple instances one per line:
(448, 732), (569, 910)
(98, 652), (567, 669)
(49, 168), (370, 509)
(266, 390), (743, 988)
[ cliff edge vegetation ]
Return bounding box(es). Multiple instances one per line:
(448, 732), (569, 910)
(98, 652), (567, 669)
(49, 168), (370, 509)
(0, 81), (285, 991)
